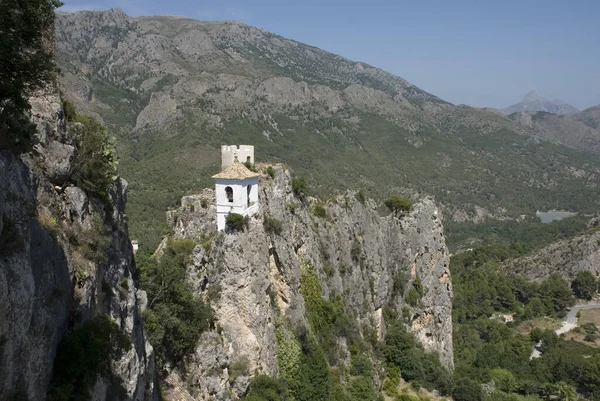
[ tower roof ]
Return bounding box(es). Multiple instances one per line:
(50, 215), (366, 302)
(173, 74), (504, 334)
(212, 161), (260, 180)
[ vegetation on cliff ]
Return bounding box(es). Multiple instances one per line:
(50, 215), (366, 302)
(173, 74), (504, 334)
(0, 0), (62, 152)
(47, 315), (131, 401)
(136, 239), (213, 365)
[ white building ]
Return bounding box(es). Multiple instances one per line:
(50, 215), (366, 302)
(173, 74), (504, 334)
(221, 145), (254, 169)
(212, 147), (259, 231)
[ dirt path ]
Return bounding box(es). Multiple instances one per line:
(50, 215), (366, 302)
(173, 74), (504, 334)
(530, 303), (600, 359)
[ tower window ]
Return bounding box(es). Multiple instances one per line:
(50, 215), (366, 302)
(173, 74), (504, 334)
(225, 186), (233, 202)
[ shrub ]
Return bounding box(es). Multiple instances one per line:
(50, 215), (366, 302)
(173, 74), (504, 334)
(392, 271), (407, 297)
(229, 356), (250, 383)
(264, 215), (283, 235)
(571, 270), (598, 300)
(384, 196), (412, 213)
(287, 203), (297, 213)
(226, 213), (247, 232)
(383, 321), (452, 395)
(47, 315), (131, 401)
(292, 178), (308, 197)
(355, 190), (366, 204)
(38, 210), (59, 239)
(406, 287), (420, 307)
(242, 374), (288, 401)
(70, 115), (118, 198)
(62, 98), (77, 122)
(0, 0), (62, 153)
(312, 205), (326, 218)
(244, 161), (257, 172)
(267, 166), (275, 179)
(351, 239), (362, 262)
(452, 378), (483, 401)
(137, 240), (213, 365)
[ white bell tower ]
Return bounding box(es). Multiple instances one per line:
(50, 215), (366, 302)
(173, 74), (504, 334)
(212, 146), (259, 231)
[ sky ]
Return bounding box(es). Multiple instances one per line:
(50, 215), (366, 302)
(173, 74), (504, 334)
(59, 0), (600, 110)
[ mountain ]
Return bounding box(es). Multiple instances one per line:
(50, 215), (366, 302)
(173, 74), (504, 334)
(508, 105), (600, 156)
(502, 90), (580, 115)
(504, 218), (600, 281)
(152, 167), (454, 399)
(54, 9), (600, 248)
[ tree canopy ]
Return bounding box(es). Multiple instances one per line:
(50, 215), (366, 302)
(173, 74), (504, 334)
(0, 0), (62, 151)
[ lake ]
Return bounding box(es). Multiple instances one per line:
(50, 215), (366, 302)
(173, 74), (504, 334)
(536, 210), (577, 223)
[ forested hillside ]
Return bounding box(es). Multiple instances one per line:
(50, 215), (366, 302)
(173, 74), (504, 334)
(54, 9), (600, 249)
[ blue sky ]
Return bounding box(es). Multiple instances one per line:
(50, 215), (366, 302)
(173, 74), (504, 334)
(60, 0), (600, 110)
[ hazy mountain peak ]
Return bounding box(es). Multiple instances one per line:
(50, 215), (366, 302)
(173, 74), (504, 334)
(503, 90), (579, 115)
(523, 90), (543, 102)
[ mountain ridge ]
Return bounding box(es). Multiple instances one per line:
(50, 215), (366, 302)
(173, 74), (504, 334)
(54, 9), (600, 248)
(502, 90), (580, 115)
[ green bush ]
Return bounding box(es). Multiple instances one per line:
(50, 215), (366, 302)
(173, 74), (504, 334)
(62, 98), (77, 122)
(47, 315), (131, 401)
(267, 166), (275, 179)
(226, 213), (247, 232)
(292, 178), (308, 197)
(241, 375), (288, 401)
(383, 321), (452, 395)
(137, 240), (212, 365)
(0, 0), (62, 153)
(571, 270), (598, 300)
(384, 196), (412, 213)
(71, 115), (118, 197)
(312, 205), (326, 218)
(264, 215), (283, 235)
(244, 161), (257, 172)
(452, 378), (483, 401)
(354, 190), (366, 204)
(406, 287), (420, 307)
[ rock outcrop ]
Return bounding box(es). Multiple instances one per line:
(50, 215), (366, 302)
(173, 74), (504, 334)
(0, 88), (157, 400)
(160, 165), (453, 400)
(504, 226), (600, 281)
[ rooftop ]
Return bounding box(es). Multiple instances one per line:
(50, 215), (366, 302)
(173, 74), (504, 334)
(212, 161), (260, 180)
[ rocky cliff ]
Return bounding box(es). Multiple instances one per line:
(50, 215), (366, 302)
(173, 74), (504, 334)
(0, 88), (157, 400)
(158, 165), (453, 400)
(504, 223), (600, 281)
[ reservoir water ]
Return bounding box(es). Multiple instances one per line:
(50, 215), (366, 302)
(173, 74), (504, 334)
(536, 210), (577, 223)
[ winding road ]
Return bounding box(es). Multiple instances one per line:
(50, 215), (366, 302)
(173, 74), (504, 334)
(530, 302), (600, 359)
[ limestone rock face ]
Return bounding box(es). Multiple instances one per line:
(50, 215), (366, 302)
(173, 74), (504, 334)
(505, 228), (600, 281)
(162, 165), (453, 400)
(0, 88), (157, 400)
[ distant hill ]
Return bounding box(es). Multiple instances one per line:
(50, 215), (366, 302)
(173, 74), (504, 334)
(54, 9), (600, 247)
(502, 90), (580, 115)
(508, 105), (600, 156)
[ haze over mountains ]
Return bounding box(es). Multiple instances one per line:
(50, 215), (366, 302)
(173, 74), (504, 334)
(54, 8), (600, 247)
(502, 90), (580, 115)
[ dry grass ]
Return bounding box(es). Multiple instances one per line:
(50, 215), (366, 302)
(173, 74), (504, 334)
(515, 317), (562, 336)
(38, 210), (59, 239)
(563, 331), (600, 348)
(580, 308), (600, 326)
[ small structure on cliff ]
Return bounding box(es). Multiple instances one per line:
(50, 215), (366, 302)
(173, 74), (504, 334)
(212, 145), (260, 231)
